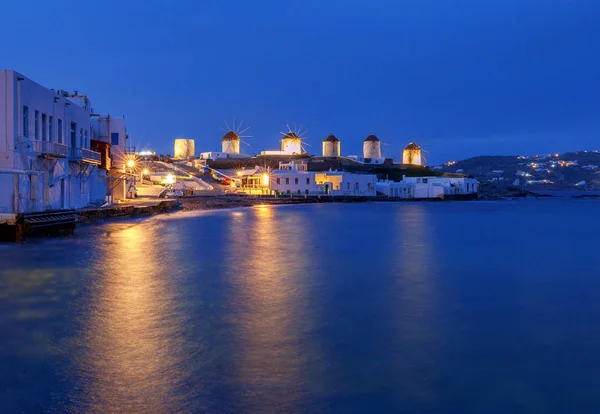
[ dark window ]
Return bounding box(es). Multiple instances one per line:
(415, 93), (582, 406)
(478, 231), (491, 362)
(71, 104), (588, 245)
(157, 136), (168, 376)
(111, 132), (119, 145)
(70, 122), (77, 148)
(305, 189), (309, 194)
(58, 119), (63, 143)
(34, 110), (39, 139)
(347, 182), (350, 190)
(23, 106), (29, 137)
(42, 114), (47, 141)
(297, 189), (301, 194)
(277, 178), (280, 185)
(423, 178), (428, 183)
(295, 178), (298, 185)
(286, 190), (291, 195)
(306, 178), (310, 184)
(49, 116), (53, 141)
(355, 182), (359, 190)
(285, 178), (289, 185)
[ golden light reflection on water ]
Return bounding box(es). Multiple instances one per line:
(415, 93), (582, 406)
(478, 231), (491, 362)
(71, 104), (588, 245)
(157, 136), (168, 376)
(74, 222), (191, 413)
(225, 205), (312, 413)
(394, 204), (439, 405)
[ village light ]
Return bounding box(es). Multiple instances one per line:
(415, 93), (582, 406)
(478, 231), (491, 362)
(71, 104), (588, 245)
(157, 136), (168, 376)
(142, 169), (149, 175)
(127, 159), (135, 168)
(262, 173), (269, 186)
(165, 174), (175, 185)
(237, 171), (243, 177)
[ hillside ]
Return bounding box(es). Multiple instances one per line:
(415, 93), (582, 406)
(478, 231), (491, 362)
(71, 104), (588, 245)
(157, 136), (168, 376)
(434, 151), (600, 190)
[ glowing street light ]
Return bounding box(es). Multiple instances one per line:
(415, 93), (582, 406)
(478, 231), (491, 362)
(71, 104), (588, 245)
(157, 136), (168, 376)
(237, 171), (243, 177)
(142, 169), (149, 176)
(127, 159), (135, 168)
(262, 173), (269, 186)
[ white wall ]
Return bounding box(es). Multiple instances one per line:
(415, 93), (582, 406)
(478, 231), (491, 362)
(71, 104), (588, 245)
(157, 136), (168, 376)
(0, 70), (107, 214)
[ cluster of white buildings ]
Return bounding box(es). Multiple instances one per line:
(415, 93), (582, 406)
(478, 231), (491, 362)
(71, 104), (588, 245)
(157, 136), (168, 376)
(235, 161), (478, 199)
(0, 70), (133, 231)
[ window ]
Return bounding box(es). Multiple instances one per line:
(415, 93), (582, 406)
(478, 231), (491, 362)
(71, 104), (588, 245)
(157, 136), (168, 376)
(70, 122), (77, 147)
(23, 106), (29, 137)
(34, 110), (39, 139)
(295, 178), (298, 185)
(80, 128), (84, 147)
(355, 182), (359, 190)
(306, 178), (310, 185)
(305, 189), (309, 195)
(286, 190), (291, 195)
(285, 178), (289, 185)
(423, 178), (428, 183)
(42, 114), (47, 141)
(276, 178), (280, 185)
(347, 182), (350, 190)
(58, 119), (63, 143)
(111, 132), (119, 145)
(297, 189), (301, 194)
(49, 116), (53, 141)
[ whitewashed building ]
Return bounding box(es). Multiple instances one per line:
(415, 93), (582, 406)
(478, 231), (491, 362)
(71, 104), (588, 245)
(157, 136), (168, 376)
(377, 175), (478, 199)
(0, 70), (108, 228)
(238, 161), (377, 196)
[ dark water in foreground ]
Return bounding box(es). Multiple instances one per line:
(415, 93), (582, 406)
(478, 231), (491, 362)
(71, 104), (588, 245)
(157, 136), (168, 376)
(1, 200), (600, 413)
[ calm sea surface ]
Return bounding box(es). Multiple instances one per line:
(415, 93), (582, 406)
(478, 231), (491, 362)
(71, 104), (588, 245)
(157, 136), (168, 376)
(1, 200), (600, 413)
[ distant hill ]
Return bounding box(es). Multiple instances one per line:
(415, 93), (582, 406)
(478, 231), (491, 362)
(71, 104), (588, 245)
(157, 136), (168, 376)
(434, 151), (600, 190)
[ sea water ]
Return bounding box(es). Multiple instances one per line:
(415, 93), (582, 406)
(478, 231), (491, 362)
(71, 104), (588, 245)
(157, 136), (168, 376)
(1, 200), (600, 413)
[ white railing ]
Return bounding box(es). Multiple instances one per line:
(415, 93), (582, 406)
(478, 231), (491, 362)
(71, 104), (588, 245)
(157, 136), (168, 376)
(69, 148), (101, 164)
(33, 141), (68, 158)
(82, 148), (101, 164)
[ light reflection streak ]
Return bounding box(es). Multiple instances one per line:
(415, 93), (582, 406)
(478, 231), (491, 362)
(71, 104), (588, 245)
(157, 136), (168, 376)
(225, 205), (312, 413)
(394, 204), (439, 406)
(73, 222), (192, 413)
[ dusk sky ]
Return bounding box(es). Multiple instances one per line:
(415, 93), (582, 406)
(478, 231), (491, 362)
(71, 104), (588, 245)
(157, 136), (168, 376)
(1, 0), (599, 164)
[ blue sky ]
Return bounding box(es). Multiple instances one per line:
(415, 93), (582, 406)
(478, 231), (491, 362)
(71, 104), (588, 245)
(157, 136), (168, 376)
(1, 0), (599, 164)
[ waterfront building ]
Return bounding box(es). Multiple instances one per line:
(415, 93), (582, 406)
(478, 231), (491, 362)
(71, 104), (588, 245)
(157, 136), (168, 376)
(238, 161), (377, 196)
(376, 176), (479, 199)
(90, 114), (130, 202)
(0, 70), (107, 229)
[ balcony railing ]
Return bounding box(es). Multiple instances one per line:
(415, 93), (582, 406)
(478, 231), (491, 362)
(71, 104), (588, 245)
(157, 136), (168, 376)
(69, 148), (102, 165)
(33, 141), (68, 158)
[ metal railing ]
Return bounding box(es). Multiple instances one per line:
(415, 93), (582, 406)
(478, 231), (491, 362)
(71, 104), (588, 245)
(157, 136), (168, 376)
(33, 141), (68, 158)
(69, 148), (102, 164)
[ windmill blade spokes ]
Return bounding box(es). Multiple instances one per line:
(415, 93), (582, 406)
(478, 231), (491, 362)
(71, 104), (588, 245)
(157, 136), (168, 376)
(238, 125), (252, 135)
(236, 119), (244, 133)
(240, 140), (252, 147)
(232, 117), (236, 131)
(224, 120), (232, 131)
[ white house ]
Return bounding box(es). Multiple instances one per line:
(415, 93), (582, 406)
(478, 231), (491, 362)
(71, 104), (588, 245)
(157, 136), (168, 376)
(238, 161), (377, 196)
(0, 70), (108, 229)
(376, 175), (478, 199)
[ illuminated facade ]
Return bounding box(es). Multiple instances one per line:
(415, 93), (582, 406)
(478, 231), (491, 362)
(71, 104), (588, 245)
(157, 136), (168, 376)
(238, 161), (377, 196)
(0, 70), (108, 227)
(402, 142), (423, 166)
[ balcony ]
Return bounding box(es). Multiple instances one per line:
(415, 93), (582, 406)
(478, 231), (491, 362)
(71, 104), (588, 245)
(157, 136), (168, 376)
(33, 141), (68, 158)
(69, 148), (102, 165)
